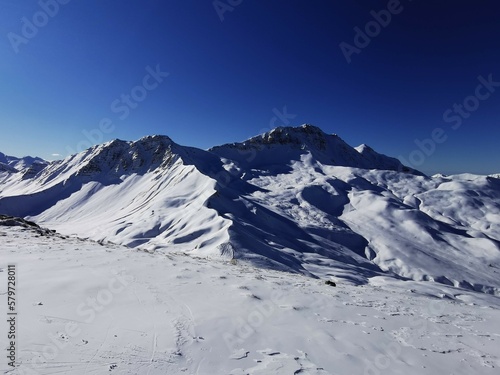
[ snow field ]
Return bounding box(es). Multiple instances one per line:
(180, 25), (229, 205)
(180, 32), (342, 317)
(1, 227), (499, 374)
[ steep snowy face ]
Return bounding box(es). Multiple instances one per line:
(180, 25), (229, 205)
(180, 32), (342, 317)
(76, 136), (176, 175)
(0, 136), (180, 198)
(0, 136), (233, 257)
(210, 124), (416, 173)
(30, 136), (177, 186)
(20, 161), (48, 180)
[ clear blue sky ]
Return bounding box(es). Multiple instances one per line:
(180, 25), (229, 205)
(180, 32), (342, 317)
(1, 0), (499, 175)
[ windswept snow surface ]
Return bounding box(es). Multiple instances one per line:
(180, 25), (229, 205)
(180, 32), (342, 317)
(0, 125), (499, 295)
(0, 226), (499, 374)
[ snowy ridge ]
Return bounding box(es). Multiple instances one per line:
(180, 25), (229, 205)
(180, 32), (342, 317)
(0, 125), (499, 296)
(0, 136), (233, 258)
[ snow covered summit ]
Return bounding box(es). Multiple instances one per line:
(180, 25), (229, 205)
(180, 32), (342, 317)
(210, 124), (417, 173)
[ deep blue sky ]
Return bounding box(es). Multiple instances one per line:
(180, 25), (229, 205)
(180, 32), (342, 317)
(1, 0), (499, 175)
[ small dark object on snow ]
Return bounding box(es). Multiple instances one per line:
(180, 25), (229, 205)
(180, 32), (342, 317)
(325, 280), (336, 287)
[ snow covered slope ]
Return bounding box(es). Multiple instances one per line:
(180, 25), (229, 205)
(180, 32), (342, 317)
(1, 225), (499, 374)
(0, 136), (232, 258)
(0, 125), (499, 296)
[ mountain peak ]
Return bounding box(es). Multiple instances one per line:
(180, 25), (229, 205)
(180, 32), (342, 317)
(66, 136), (178, 180)
(210, 124), (414, 173)
(137, 134), (173, 143)
(270, 123), (326, 136)
(247, 124), (332, 150)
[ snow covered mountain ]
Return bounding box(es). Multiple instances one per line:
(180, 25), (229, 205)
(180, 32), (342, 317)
(0, 151), (47, 172)
(210, 124), (417, 173)
(1, 125), (499, 296)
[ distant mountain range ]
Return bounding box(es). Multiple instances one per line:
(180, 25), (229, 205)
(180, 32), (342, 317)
(0, 151), (47, 174)
(1, 124), (499, 295)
